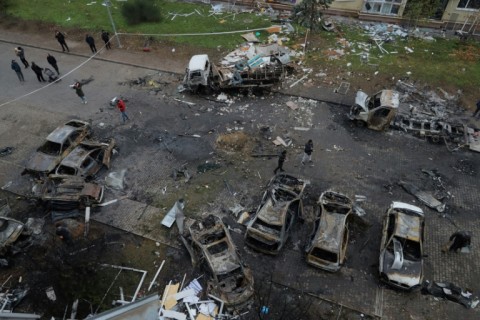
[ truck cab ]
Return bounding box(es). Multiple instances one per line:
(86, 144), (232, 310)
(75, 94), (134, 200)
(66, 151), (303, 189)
(182, 54), (211, 92)
(349, 90), (399, 131)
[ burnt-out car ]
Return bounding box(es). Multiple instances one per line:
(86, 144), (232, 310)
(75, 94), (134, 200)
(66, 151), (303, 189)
(33, 174), (104, 210)
(245, 173), (307, 255)
(0, 216), (27, 256)
(55, 139), (115, 178)
(305, 191), (352, 272)
(182, 215), (254, 307)
(379, 202), (425, 290)
(349, 90), (399, 131)
(25, 120), (92, 174)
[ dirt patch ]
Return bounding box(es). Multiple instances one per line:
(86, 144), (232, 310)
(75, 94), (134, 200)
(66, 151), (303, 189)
(216, 131), (254, 153)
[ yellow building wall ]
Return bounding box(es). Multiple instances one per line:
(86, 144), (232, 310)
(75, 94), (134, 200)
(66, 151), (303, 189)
(442, 0), (479, 24)
(329, 0), (363, 12)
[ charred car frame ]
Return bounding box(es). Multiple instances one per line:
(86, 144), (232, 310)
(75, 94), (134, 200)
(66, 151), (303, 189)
(305, 191), (353, 272)
(33, 174), (104, 210)
(349, 90), (399, 131)
(24, 120), (92, 175)
(379, 202), (425, 291)
(55, 139), (115, 178)
(245, 173), (307, 255)
(182, 215), (254, 307)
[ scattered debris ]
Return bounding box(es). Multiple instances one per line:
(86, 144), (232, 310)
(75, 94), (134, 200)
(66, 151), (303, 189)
(105, 169), (127, 190)
(0, 147), (13, 157)
(421, 280), (479, 309)
(162, 199), (185, 228)
(399, 181), (446, 213)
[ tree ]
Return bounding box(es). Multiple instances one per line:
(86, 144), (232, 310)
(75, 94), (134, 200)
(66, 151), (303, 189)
(291, 0), (332, 31)
(403, 0), (442, 28)
(121, 0), (162, 25)
(0, 0), (13, 16)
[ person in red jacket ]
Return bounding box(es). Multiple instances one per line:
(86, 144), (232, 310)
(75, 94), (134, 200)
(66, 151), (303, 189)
(116, 98), (129, 123)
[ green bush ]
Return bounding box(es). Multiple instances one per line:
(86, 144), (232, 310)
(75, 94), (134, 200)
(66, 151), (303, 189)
(121, 0), (162, 25)
(0, 0), (13, 15)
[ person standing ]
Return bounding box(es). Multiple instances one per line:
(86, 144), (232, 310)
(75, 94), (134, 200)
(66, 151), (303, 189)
(101, 30), (112, 50)
(85, 34), (97, 53)
(55, 30), (69, 52)
(11, 60), (25, 82)
(31, 62), (46, 82)
(14, 47), (29, 68)
(47, 54), (60, 75)
(448, 231), (471, 252)
(473, 100), (480, 118)
(116, 98), (130, 123)
(274, 150), (287, 174)
(71, 81), (87, 104)
(301, 139), (314, 165)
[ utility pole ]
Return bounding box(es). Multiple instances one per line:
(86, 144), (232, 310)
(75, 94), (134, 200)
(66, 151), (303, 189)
(103, 0), (122, 48)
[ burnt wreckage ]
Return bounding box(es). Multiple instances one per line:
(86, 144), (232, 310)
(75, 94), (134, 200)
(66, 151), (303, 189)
(349, 85), (480, 153)
(245, 173), (307, 255)
(305, 191), (353, 272)
(181, 215), (254, 307)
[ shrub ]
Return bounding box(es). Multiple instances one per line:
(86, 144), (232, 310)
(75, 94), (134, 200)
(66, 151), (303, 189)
(121, 0), (162, 25)
(0, 0), (13, 15)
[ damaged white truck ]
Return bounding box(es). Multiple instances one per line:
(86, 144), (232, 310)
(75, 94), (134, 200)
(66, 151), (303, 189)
(180, 51), (287, 93)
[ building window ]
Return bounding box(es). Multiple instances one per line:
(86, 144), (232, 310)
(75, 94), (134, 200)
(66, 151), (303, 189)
(457, 0), (480, 10)
(363, 0), (404, 16)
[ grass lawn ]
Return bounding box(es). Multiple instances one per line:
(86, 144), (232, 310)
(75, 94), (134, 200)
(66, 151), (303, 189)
(303, 23), (480, 106)
(6, 0), (272, 48)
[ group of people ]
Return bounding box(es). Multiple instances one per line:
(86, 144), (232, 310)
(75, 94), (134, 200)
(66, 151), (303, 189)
(54, 29), (112, 53)
(11, 47), (60, 83)
(274, 139), (314, 174)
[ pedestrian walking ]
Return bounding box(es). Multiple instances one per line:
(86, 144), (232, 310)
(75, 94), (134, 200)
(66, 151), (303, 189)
(472, 100), (480, 118)
(116, 98), (130, 123)
(31, 62), (46, 82)
(70, 81), (88, 104)
(101, 30), (112, 49)
(47, 54), (60, 75)
(274, 150), (287, 174)
(301, 139), (314, 165)
(55, 30), (69, 52)
(447, 231), (471, 252)
(85, 34), (97, 53)
(11, 60), (25, 82)
(14, 47), (29, 68)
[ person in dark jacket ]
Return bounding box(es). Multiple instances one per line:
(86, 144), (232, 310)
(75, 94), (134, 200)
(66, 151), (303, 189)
(301, 139), (314, 165)
(14, 47), (29, 68)
(473, 100), (480, 118)
(448, 231), (471, 252)
(31, 62), (46, 82)
(47, 54), (60, 75)
(101, 30), (112, 49)
(11, 60), (25, 82)
(55, 30), (69, 52)
(274, 150), (287, 174)
(85, 34), (97, 53)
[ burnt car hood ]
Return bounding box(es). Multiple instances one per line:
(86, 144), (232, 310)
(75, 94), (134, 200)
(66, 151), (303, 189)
(26, 152), (58, 173)
(382, 250), (422, 287)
